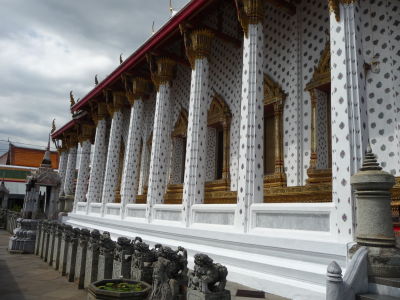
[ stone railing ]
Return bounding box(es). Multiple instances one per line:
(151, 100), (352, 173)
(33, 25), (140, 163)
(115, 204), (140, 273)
(0, 208), (22, 234)
(35, 221), (231, 299)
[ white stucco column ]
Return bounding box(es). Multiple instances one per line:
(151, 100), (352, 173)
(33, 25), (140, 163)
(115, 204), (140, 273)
(329, 1), (368, 242)
(235, 1), (264, 232)
(87, 103), (108, 207)
(146, 58), (175, 222)
(64, 145), (78, 196)
(73, 125), (93, 210)
(138, 140), (150, 195)
(121, 78), (148, 213)
(101, 92), (126, 205)
(58, 150), (68, 196)
(181, 29), (214, 226)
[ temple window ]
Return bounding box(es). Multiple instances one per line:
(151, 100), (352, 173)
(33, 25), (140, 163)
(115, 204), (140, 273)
(163, 110), (188, 204)
(305, 41), (332, 185)
(205, 94), (231, 190)
(263, 74), (287, 188)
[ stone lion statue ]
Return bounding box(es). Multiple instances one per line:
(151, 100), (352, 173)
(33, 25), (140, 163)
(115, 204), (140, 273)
(188, 253), (228, 293)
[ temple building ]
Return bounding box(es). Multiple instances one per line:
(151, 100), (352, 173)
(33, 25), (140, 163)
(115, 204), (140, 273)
(50, 0), (400, 299)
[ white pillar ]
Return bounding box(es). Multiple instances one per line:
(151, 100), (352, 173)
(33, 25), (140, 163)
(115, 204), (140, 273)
(235, 1), (264, 232)
(330, 1), (368, 242)
(58, 150), (68, 196)
(181, 29), (214, 226)
(121, 78), (148, 212)
(138, 140), (150, 195)
(64, 145), (77, 196)
(146, 58), (175, 222)
(101, 92), (125, 205)
(87, 103), (108, 206)
(74, 138), (92, 209)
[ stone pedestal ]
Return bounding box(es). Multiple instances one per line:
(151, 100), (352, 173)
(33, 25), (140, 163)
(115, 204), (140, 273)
(8, 218), (39, 254)
(187, 289), (231, 300)
(52, 224), (62, 270)
(59, 225), (73, 276)
(84, 229), (101, 288)
(66, 228), (80, 282)
(97, 233), (115, 281)
(112, 237), (134, 279)
(75, 228), (90, 288)
(350, 146), (400, 277)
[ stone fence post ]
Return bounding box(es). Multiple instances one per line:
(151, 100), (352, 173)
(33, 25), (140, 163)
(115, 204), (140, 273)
(66, 227), (80, 282)
(97, 232), (116, 281)
(75, 228), (91, 289)
(59, 225), (73, 276)
(52, 223), (63, 270)
(113, 237), (134, 279)
(34, 220), (42, 255)
(84, 229), (101, 288)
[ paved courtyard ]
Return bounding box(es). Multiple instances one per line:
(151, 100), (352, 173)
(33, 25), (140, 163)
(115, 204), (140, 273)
(0, 230), (288, 300)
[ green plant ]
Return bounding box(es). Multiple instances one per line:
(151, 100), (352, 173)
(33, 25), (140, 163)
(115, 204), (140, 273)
(10, 204), (22, 212)
(98, 282), (144, 292)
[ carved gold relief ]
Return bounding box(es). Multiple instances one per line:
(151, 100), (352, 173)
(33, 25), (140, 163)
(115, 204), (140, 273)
(264, 183), (332, 203)
(328, 0), (340, 22)
(126, 77), (151, 105)
(235, 0), (263, 38)
(147, 56), (176, 91)
(171, 109), (188, 138)
(306, 42), (330, 91)
(78, 123), (95, 144)
(181, 26), (215, 69)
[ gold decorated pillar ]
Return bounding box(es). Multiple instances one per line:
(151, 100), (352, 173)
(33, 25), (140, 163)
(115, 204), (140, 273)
(101, 91), (127, 206)
(235, 0), (264, 232)
(120, 78), (150, 212)
(73, 123), (94, 209)
(146, 57), (176, 221)
(181, 28), (214, 226)
(87, 102), (109, 206)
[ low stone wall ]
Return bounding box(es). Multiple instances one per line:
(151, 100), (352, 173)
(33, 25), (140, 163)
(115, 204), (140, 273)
(34, 220), (231, 300)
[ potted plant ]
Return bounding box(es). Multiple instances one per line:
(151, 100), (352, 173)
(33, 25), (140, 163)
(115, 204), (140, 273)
(88, 279), (151, 300)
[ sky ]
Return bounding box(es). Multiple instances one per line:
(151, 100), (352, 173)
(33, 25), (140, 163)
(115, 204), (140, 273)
(0, 0), (189, 155)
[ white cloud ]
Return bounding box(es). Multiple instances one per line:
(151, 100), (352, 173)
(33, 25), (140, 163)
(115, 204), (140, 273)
(0, 0), (190, 154)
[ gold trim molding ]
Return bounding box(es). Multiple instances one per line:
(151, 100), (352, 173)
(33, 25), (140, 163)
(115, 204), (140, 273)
(264, 74), (287, 187)
(180, 26), (215, 69)
(171, 109), (188, 138)
(235, 0), (263, 38)
(147, 56), (176, 91)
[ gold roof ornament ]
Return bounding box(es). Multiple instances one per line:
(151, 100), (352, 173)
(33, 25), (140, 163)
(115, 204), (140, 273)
(51, 119), (56, 134)
(69, 91), (75, 107)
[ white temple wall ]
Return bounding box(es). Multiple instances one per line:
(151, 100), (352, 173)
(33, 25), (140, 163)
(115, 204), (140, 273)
(263, 0), (329, 186)
(360, 0), (400, 176)
(263, 3), (300, 186)
(297, 0), (330, 184)
(208, 38), (243, 191)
